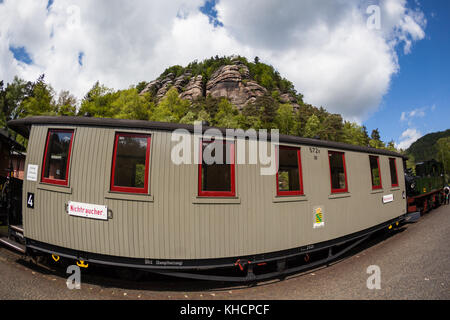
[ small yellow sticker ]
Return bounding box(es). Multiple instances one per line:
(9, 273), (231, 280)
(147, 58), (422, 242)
(313, 206), (325, 228)
(315, 208), (323, 223)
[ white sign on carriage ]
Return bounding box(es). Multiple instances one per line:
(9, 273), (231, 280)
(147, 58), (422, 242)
(68, 201), (108, 220)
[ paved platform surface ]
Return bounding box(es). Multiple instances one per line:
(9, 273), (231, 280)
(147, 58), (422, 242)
(0, 204), (449, 300)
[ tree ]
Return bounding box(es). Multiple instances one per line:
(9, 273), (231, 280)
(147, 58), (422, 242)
(342, 121), (370, 146)
(371, 128), (381, 141)
(135, 81), (149, 93)
(361, 126), (370, 146)
(304, 114), (321, 138)
(20, 75), (57, 117)
(369, 128), (385, 149)
(274, 103), (295, 135)
(2, 76), (34, 122)
(386, 140), (397, 152)
(111, 88), (154, 120)
(150, 87), (190, 122)
(79, 81), (117, 117)
(55, 90), (77, 116)
(213, 98), (240, 128)
(179, 111), (197, 124)
(249, 94), (278, 129)
(436, 137), (450, 183)
(320, 113), (343, 141)
(406, 153), (416, 175)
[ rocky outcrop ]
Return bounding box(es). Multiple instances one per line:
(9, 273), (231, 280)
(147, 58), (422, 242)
(179, 75), (203, 101)
(140, 59), (300, 109)
(140, 72), (190, 100)
(205, 61), (266, 109)
(279, 92), (300, 110)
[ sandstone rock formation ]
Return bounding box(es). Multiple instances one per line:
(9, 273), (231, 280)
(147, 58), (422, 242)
(179, 75), (203, 101)
(140, 59), (299, 110)
(205, 61), (267, 109)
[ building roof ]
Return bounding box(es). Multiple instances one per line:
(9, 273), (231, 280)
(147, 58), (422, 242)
(7, 116), (407, 159)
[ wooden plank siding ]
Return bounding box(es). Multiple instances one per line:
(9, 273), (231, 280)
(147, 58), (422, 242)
(22, 124), (407, 260)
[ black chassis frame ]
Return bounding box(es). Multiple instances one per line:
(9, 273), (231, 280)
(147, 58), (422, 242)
(25, 214), (406, 282)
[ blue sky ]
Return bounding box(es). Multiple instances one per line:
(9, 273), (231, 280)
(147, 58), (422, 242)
(364, 0), (450, 148)
(0, 0), (448, 150)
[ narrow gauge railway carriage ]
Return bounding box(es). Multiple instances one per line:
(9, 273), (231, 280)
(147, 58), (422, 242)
(5, 116), (408, 281)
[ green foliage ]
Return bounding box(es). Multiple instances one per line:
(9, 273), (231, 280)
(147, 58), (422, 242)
(406, 153), (416, 175)
(20, 75), (57, 117)
(304, 114), (321, 138)
(55, 90), (77, 116)
(275, 103), (295, 135)
(371, 166), (381, 186)
(247, 94), (279, 129)
(405, 130), (450, 183)
(2, 76), (34, 122)
(79, 83), (155, 120)
(135, 81), (149, 93)
(150, 87), (189, 122)
(134, 164), (145, 187)
(179, 111), (197, 124)
(79, 81), (117, 117)
(405, 129), (450, 162)
(320, 114), (344, 142)
(369, 128), (385, 149)
(0, 75), (60, 146)
(213, 98), (240, 128)
(111, 88), (154, 120)
(341, 122), (370, 146)
(158, 65), (186, 80)
(371, 128), (381, 141)
(245, 57), (295, 97)
(436, 137), (450, 182)
(386, 140), (397, 152)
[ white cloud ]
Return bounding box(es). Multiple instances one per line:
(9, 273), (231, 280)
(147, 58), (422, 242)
(0, 0), (426, 121)
(396, 128), (422, 150)
(400, 107), (426, 122)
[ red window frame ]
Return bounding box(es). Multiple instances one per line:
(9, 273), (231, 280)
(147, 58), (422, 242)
(389, 157), (399, 187)
(369, 155), (383, 190)
(276, 146), (304, 196)
(110, 132), (151, 194)
(198, 139), (236, 197)
(41, 129), (74, 186)
(328, 151), (349, 194)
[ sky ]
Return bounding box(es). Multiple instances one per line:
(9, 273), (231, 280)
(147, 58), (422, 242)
(0, 0), (448, 150)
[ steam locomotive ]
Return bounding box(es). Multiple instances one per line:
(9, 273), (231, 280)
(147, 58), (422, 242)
(405, 159), (446, 214)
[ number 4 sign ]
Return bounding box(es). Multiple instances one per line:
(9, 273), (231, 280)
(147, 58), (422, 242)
(27, 192), (34, 209)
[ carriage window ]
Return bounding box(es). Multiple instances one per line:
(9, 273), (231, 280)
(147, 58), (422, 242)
(276, 146), (303, 196)
(389, 158), (399, 187)
(111, 133), (151, 194)
(369, 156), (382, 189)
(328, 151), (348, 193)
(42, 129), (74, 186)
(198, 140), (235, 197)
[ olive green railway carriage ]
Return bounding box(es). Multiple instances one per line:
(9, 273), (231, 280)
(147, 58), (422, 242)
(7, 116), (408, 281)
